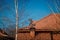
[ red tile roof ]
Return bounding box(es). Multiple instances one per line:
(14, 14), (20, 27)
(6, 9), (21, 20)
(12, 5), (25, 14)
(19, 14), (60, 31)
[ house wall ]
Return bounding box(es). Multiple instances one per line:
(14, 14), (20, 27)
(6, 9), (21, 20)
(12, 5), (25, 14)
(53, 34), (60, 40)
(17, 32), (31, 40)
(17, 32), (60, 40)
(35, 33), (51, 40)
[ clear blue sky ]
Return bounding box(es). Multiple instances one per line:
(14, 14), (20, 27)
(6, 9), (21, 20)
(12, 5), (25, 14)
(0, 0), (60, 28)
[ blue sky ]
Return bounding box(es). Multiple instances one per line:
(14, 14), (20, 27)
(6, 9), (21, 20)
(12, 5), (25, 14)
(0, 0), (60, 28)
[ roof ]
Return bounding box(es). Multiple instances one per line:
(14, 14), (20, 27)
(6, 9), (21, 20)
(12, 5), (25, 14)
(0, 28), (7, 37)
(19, 13), (60, 31)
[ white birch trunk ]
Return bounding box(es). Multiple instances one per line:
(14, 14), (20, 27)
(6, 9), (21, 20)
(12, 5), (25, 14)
(15, 0), (18, 40)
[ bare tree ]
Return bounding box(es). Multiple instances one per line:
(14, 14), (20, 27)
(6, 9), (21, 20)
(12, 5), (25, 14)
(5, 24), (16, 37)
(0, 0), (29, 40)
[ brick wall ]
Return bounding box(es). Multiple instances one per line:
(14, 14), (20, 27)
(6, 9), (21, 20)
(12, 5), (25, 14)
(17, 31), (60, 40)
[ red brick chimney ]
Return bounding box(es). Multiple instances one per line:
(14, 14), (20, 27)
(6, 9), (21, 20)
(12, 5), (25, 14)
(29, 19), (35, 38)
(30, 26), (35, 38)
